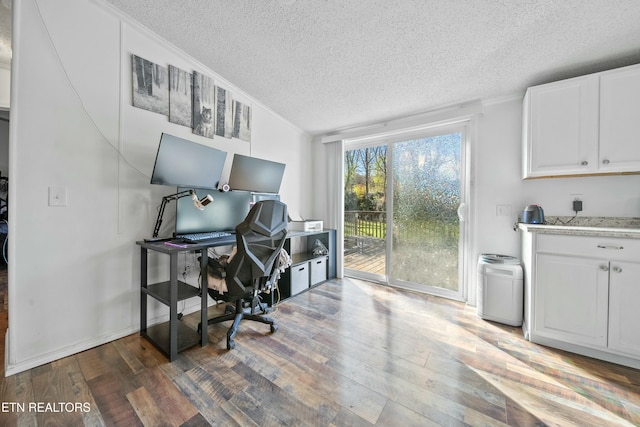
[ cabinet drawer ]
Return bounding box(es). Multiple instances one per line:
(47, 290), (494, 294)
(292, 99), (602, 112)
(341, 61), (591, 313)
(310, 257), (327, 286)
(290, 263), (310, 295)
(536, 233), (640, 260)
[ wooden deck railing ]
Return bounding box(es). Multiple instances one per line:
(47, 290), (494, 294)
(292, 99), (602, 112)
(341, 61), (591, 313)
(344, 210), (459, 245)
(344, 211), (386, 239)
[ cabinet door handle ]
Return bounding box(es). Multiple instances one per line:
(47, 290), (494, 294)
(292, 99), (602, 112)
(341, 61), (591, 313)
(602, 159), (610, 165)
(600, 265), (609, 271)
(597, 245), (624, 250)
(613, 266), (622, 273)
(580, 161), (588, 166)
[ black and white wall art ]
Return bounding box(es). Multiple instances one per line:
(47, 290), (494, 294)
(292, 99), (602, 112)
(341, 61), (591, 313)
(233, 101), (252, 142)
(131, 53), (251, 142)
(132, 55), (169, 116)
(215, 86), (234, 138)
(192, 71), (216, 139)
(168, 65), (192, 127)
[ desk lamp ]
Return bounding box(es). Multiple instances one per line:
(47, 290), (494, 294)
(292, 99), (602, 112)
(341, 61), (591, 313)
(152, 189), (213, 237)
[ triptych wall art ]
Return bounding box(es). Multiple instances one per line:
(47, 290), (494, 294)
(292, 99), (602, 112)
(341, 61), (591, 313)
(131, 54), (251, 142)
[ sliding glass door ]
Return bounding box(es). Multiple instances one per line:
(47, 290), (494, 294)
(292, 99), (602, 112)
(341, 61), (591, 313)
(389, 132), (464, 298)
(344, 124), (467, 300)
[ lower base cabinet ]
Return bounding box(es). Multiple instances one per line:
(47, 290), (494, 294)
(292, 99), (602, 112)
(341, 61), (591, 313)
(534, 253), (609, 348)
(523, 232), (640, 369)
(608, 260), (640, 356)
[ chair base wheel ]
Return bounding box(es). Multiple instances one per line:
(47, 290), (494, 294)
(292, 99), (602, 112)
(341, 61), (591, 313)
(201, 298), (279, 350)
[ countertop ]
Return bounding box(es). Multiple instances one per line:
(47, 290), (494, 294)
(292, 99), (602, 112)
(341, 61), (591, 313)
(517, 216), (640, 239)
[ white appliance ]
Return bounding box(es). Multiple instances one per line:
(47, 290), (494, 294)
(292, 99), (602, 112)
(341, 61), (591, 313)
(477, 254), (523, 327)
(290, 220), (323, 232)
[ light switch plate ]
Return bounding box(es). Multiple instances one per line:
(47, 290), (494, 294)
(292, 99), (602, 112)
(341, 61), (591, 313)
(49, 186), (67, 207)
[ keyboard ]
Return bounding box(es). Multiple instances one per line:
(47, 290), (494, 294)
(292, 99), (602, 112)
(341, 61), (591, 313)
(177, 231), (234, 243)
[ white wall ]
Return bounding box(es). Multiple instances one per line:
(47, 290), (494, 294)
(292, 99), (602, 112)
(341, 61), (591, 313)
(470, 96), (640, 306)
(7, 0), (311, 375)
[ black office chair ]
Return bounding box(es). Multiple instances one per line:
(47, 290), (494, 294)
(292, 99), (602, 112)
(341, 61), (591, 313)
(200, 200), (288, 350)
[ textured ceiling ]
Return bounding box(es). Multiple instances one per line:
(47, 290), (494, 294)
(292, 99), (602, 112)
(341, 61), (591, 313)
(9, 1), (640, 135)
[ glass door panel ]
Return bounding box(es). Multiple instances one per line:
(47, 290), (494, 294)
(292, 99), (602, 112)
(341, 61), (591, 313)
(389, 133), (462, 298)
(343, 126), (467, 300)
(343, 145), (387, 281)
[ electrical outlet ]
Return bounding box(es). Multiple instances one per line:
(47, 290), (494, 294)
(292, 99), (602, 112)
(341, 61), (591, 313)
(569, 193), (584, 213)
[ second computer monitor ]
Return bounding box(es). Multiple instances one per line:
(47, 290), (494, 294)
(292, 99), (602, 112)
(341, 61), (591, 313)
(228, 154), (285, 194)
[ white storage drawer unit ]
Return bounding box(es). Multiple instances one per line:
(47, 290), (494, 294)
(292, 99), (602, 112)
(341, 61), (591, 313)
(290, 263), (310, 295)
(310, 257), (327, 286)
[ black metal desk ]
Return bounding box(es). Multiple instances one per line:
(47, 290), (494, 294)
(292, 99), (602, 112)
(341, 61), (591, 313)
(136, 237), (235, 361)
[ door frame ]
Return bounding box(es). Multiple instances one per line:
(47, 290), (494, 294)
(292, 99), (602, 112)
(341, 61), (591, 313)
(343, 119), (471, 301)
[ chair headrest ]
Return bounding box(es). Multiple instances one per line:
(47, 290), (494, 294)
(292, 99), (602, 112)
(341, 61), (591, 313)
(240, 200), (288, 237)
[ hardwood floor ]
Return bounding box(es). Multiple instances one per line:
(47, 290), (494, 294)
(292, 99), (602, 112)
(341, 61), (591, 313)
(0, 267), (639, 426)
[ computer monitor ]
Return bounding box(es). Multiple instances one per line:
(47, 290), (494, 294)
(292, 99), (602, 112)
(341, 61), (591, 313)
(175, 188), (252, 234)
(150, 133), (227, 189)
(228, 154), (285, 194)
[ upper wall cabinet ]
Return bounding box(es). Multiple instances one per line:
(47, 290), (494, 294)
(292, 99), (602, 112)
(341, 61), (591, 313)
(523, 64), (640, 179)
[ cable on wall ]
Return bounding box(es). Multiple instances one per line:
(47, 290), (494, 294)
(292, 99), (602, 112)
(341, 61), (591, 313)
(32, 0), (150, 181)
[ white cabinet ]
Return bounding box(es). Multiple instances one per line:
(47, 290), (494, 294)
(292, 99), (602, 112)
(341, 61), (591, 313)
(599, 66), (640, 172)
(522, 232), (640, 368)
(523, 75), (599, 178)
(608, 260), (640, 355)
(523, 63), (640, 178)
(534, 253), (609, 348)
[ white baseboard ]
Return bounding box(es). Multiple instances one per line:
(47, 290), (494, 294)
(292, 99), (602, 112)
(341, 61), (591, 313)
(4, 298), (214, 377)
(4, 324), (138, 377)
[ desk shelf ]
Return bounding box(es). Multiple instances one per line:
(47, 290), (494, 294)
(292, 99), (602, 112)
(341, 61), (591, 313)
(142, 321), (201, 356)
(291, 252), (325, 266)
(143, 280), (200, 305)
(137, 242), (212, 361)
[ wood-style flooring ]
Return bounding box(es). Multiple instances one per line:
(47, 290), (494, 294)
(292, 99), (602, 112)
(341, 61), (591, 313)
(0, 267), (639, 426)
